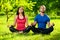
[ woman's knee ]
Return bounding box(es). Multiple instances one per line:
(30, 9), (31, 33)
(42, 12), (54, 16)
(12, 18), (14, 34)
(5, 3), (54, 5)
(9, 25), (15, 32)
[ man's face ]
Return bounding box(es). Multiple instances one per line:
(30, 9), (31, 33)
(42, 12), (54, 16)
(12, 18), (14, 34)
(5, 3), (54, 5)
(40, 6), (45, 13)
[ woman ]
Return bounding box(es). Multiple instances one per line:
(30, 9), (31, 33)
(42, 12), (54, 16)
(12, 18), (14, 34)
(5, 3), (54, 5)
(9, 6), (31, 33)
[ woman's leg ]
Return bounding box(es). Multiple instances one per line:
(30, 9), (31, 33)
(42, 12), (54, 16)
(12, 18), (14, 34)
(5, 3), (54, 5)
(23, 26), (32, 33)
(9, 25), (18, 32)
(23, 25), (41, 33)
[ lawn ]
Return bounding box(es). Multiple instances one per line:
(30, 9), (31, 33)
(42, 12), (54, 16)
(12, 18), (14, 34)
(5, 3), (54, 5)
(0, 15), (60, 40)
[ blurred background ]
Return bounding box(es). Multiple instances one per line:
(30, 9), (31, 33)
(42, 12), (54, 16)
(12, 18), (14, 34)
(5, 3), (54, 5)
(0, 0), (60, 40)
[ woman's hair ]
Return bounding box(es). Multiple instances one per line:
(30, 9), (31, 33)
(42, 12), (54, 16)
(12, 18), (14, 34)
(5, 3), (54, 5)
(16, 6), (25, 17)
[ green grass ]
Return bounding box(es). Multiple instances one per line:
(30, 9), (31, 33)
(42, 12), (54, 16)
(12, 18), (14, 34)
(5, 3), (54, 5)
(0, 15), (60, 40)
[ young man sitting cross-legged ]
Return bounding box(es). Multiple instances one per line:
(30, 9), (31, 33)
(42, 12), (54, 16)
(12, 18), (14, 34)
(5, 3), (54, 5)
(29, 5), (55, 34)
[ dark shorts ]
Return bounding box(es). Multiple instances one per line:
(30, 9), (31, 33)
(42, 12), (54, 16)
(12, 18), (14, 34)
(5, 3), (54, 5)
(9, 25), (54, 34)
(9, 25), (31, 33)
(31, 26), (54, 34)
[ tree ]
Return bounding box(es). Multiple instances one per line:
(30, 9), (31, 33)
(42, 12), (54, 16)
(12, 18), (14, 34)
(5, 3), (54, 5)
(0, 0), (36, 22)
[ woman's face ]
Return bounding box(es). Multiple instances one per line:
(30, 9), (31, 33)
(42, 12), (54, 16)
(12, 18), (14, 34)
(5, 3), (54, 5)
(19, 7), (24, 13)
(40, 6), (45, 13)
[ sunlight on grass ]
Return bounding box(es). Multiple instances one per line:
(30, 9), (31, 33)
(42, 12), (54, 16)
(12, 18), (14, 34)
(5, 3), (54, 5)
(0, 16), (60, 40)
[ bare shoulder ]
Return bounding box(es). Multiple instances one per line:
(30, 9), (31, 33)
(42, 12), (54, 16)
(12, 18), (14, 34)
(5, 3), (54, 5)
(14, 15), (18, 19)
(25, 16), (28, 19)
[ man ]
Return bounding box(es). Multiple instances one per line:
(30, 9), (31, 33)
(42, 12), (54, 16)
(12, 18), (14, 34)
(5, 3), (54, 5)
(30, 5), (54, 34)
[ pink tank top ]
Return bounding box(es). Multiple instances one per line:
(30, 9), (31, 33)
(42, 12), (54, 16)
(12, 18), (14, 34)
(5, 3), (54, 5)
(16, 15), (26, 31)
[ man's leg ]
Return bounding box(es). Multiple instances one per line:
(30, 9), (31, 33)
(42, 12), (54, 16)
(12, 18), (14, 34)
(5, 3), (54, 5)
(31, 26), (41, 33)
(41, 25), (54, 34)
(23, 26), (41, 33)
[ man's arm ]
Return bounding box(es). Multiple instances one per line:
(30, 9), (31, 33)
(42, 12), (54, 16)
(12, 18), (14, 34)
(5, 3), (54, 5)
(31, 21), (37, 26)
(47, 22), (51, 27)
(31, 15), (37, 26)
(47, 22), (55, 28)
(46, 16), (51, 27)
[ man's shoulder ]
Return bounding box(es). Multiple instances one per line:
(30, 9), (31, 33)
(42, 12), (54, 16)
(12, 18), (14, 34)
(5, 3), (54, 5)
(45, 14), (49, 17)
(34, 14), (40, 19)
(44, 14), (50, 20)
(36, 14), (40, 17)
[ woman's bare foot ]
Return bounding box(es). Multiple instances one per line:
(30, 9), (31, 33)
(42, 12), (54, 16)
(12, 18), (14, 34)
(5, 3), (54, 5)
(18, 31), (23, 34)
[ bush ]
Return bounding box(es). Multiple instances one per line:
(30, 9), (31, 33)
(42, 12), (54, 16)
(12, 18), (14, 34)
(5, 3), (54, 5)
(50, 16), (60, 19)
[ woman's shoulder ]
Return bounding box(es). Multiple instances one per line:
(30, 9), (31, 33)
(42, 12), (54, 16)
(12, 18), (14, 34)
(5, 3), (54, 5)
(14, 15), (18, 19)
(25, 15), (28, 19)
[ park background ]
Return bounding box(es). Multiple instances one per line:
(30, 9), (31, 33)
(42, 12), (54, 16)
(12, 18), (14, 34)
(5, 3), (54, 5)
(0, 0), (60, 40)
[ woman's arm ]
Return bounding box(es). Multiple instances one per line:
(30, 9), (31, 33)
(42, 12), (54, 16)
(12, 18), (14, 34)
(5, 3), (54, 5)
(13, 15), (17, 26)
(7, 15), (17, 27)
(25, 16), (28, 27)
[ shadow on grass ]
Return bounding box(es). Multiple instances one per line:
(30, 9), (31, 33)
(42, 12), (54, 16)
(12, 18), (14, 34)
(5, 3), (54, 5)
(0, 32), (33, 36)
(50, 33), (60, 40)
(0, 32), (60, 40)
(0, 32), (33, 39)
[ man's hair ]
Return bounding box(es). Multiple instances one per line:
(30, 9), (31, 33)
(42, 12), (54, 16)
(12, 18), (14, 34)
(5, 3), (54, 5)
(40, 5), (46, 11)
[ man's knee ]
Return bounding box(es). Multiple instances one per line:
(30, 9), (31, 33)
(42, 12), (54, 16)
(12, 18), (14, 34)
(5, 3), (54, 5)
(49, 26), (54, 32)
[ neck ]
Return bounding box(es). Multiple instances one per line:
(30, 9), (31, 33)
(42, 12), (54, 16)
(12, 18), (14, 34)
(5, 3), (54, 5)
(40, 12), (44, 16)
(19, 13), (23, 16)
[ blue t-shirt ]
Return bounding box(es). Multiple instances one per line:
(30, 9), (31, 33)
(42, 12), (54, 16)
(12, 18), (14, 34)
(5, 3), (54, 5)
(34, 14), (50, 29)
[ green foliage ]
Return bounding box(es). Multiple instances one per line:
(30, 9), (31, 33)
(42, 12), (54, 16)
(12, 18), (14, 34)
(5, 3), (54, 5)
(0, 0), (36, 21)
(0, 0), (60, 20)
(32, 0), (60, 16)
(0, 0), (36, 15)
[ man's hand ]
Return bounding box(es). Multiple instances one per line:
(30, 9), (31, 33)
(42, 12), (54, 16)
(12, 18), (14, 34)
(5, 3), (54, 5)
(47, 22), (50, 27)
(31, 21), (37, 26)
(47, 22), (55, 27)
